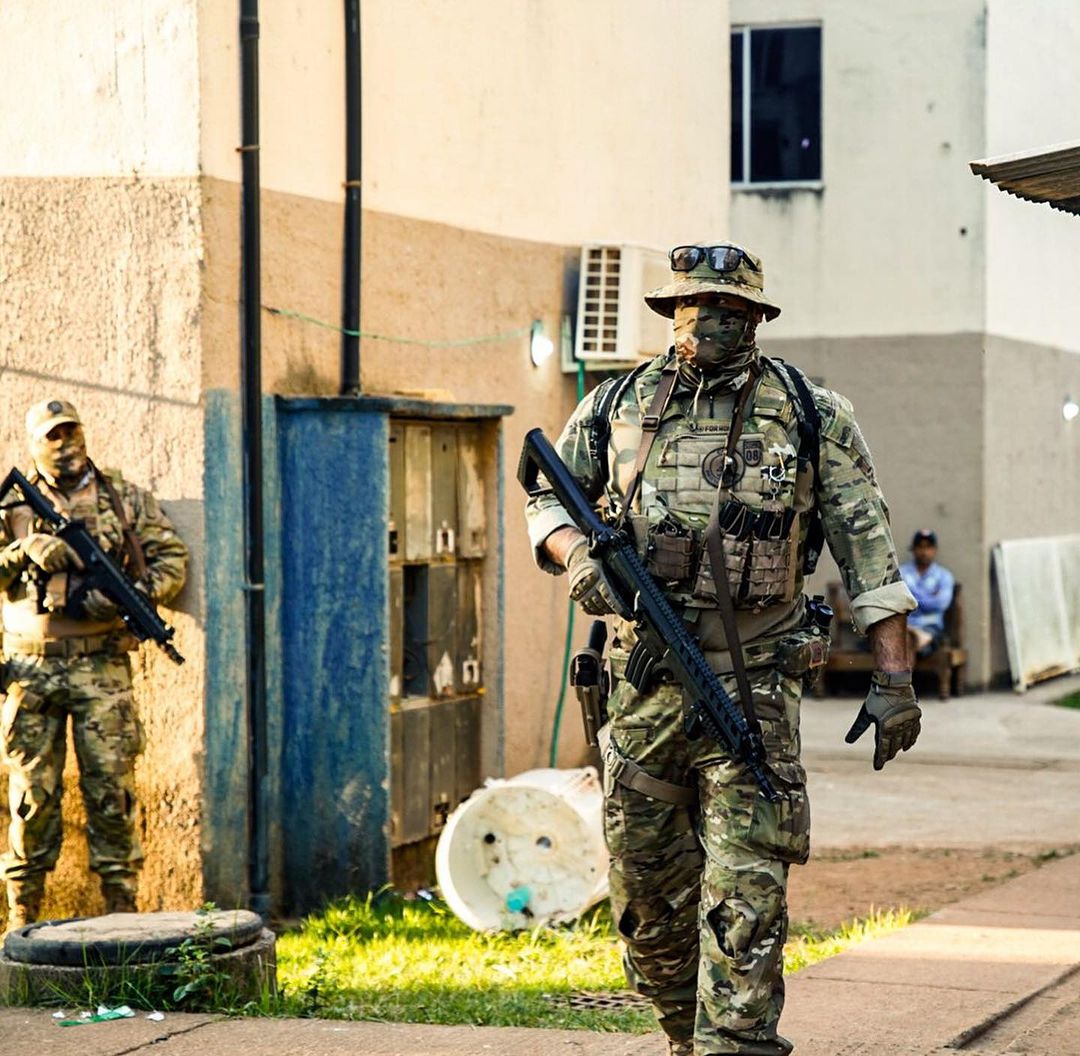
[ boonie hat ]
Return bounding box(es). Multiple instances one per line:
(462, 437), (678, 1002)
(26, 398), (82, 442)
(911, 529), (938, 548)
(644, 241), (781, 321)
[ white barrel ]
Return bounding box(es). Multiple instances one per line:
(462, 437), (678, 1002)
(435, 767), (609, 931)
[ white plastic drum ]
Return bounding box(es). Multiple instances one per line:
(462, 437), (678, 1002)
(435, 767), (609, 931)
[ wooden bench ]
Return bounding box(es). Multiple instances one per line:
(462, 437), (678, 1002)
(815, 581), (968, 700)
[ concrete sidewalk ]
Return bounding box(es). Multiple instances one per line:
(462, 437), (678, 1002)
(1, 852), (1078, 1055)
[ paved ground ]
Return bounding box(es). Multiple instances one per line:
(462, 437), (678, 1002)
(802, 674), (1080, 849)
(1, 678), (1078, 1055)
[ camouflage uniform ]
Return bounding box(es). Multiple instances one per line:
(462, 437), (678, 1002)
(0, 439), (187, 920)
(525, 249), (914, 1054)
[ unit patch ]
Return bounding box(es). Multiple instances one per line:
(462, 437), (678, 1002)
(702, 448), (743, 488)
(742, 439), (764, 467)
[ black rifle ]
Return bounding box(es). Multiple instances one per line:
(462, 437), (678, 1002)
(518, 429), (779, 802)
(0, 468), (184, 665)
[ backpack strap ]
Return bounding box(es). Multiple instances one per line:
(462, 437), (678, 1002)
(588, 359), (654, 490)
(762, 357), (825, 573)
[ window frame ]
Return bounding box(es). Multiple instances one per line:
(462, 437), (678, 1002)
(731, 22), (824, 191)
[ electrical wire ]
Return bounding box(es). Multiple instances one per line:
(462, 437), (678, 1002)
(264, 305), (530, 348)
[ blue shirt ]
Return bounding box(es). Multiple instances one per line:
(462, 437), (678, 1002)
(900, 561), (954, 635)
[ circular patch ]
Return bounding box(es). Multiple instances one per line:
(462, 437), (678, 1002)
(47, 400), (64, 414)
(702, 448), (743, 488)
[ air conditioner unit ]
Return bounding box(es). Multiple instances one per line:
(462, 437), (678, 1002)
(565, 244), (672, 371)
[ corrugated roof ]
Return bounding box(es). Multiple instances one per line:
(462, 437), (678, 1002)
(970, 139), (1080, 216)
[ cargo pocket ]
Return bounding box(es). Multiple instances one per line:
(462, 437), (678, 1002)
(702, 757), (810, 865)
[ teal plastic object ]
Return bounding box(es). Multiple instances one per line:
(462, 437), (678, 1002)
(505, 886), (531, 914)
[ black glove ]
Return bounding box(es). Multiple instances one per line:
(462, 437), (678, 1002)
(845, 670), (921, 771)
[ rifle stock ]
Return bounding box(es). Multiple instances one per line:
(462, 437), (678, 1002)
(519, 428), (779, 802)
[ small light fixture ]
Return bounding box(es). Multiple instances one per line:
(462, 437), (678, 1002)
(530, 320), (554, 367)
(1064, 397), (1079, 422)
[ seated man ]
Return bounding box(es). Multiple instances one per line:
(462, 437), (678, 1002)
(900, 529), (954, 665)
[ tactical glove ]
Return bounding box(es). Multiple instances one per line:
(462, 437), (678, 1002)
(22, 534), (73, 574)
(845, 670), (921, 771)
(80, 589), (119, 622)
(566, 538), (627, 617)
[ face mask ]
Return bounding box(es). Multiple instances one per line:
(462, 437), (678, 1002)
(32, 425), (88, 486)
(673, 304), (758, 382)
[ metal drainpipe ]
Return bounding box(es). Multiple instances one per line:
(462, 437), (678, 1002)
(340, 0), (362, 395)
(240, 0), (270, 919)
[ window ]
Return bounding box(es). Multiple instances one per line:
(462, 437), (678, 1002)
(731, 25), (822, 186)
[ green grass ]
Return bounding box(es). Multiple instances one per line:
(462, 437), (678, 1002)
(271, 892), (914, 1032)
(1054, 691), (1080, 710)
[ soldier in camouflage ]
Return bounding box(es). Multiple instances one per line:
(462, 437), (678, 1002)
(525, 244), (920, 1055)
(0, 399), (188, 929)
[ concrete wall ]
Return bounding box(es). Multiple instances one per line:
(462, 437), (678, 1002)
(729, 0), (986, 338)
(0, 178), (206, 914)
(984, 0), (1080, 354)
(769, 334), (990, 681)
(0, 2), (208, 914)
(0, 2), (199, 177)
(199, 0), (730, 246)
(983, 337), (1080, 678)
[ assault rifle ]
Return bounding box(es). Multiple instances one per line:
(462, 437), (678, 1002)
(518, 429), (779, 802)
(0, 468), (184, 665)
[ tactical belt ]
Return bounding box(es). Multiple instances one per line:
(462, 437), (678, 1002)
(598, 724), (697, 807)
(2, 632), (125, 658)
(610, 639), (780, 680)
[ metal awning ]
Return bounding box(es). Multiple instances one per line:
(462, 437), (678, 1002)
(970, 139), (1080, 216)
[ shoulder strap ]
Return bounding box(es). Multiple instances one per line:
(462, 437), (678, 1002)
(763, 357), (825, 573)
(616, 366), (679, 528)
(589, 359), (654, 490)
(702, 365), (765, 741)
(93, 464), (148, 582)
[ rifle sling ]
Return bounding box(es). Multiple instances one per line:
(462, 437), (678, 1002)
(93, 464), (149, 583)
(616, 366), (678, 529)
(703, 364), (766, 741)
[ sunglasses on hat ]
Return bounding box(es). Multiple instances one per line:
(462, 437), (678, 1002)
(669, 245), (760, 274)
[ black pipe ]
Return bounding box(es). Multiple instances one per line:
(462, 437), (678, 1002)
(340, 0), (362, 395)
(240, 0), (270, 919)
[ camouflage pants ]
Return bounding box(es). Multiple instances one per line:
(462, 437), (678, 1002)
(0, 650), (145, 894)
(603, 666), (810, 1056)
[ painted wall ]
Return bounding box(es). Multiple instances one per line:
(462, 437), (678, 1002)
(983, 337), (1080, 677)
(984, 0), (1080, 354)
(769, 334), (990, 682)
(0, 2), (199, 177)
(199, 0), (730, 247)
(729, 0), (986, 339)
(0, 177), (206, 914)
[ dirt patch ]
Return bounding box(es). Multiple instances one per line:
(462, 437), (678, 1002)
(787, 846), (1078, 932)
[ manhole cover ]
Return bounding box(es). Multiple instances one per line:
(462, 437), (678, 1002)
(3, 910), (264, 967)
(545, 990), (652, 1011)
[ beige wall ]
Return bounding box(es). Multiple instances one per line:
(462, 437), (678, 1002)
(983, 336), (1080, 678)
(0, 177), (206, 915)
(984, 0), (1080, 353)
(0, 2), (199, 177)
(201, 177), (582, 772)
(200, 0), (730, 246)
(730, 0), (986, 339)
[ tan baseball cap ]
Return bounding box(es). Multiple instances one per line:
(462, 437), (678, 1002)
(25, 398), (82, 441)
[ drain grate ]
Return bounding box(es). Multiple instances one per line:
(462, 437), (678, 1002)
(546, 990), (652, 1012)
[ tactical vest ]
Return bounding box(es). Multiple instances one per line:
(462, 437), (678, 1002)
(2, 467), (136, 635)
(596, 357), (821, 614)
